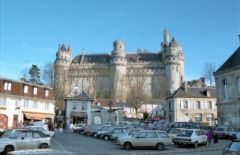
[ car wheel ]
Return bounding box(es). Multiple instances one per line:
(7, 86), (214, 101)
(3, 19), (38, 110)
(124, 142), (132, 150)
(156, 143), (164, 150)
(104, 136), (109, 141)
(39, 143), (48, 149)
(94, 133), (97, 137)
(194, 142), (198, 148)
(4, 145), (14, 155)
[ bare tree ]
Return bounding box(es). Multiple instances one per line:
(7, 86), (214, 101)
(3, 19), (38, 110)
(42, 62), (54, 87)
(126, 74), (149, 117)
(202, 63), (216, 86)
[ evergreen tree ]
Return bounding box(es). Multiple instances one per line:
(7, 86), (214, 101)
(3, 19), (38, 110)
(29, 64), (41, 83)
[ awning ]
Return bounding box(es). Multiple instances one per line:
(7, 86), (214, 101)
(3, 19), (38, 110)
(70, 111), (87, 117)
(24, 112), (54, 120)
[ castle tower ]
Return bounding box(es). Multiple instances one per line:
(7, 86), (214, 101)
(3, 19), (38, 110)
(162, 31), (184, 94)
(54, 43), (72, 109)
(110, 40), (127, 99)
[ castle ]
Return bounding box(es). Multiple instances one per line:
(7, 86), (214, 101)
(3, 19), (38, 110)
(54, 30), (184, 109)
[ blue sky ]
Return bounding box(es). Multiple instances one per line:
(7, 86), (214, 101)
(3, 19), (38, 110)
(0, 0), (240, 81)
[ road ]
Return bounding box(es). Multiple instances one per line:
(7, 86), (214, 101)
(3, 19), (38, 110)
(52, 131), (230, 155)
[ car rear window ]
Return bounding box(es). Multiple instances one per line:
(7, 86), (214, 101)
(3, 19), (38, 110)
(178, 130), (193, 137)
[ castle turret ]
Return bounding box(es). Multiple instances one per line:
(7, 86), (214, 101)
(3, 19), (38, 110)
(162, 31), (184, 94)
(54, 43), (72, 109)
(110, 40), (127, 99)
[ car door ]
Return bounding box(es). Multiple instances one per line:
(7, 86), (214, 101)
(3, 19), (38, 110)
(157, 132), (172, 145)
(16, 131), (34, 150)
(134, 132), (147, 147)
(146, 132), (158, 146)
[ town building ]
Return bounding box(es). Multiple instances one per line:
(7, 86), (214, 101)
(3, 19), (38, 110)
(65, 88), (93, 125)
(65, 88), (125, 125)
(214, 46), (240, 128)
(166, 85), (217, 125)
(54, 30), (185, 118)
(0, 78), (55, 129)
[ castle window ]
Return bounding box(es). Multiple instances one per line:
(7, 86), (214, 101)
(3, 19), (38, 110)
(0, 98), (7, 106)
(24, 100), (29, 108)
(45, 89), (49, 97)
(176, 66), (178, 72)
(24, 85), (28, 93)
(195, 113), (202, 122)
(183, 100), (188, 109)
(33, 87), (37, 95)
(207, 101), (212, 109)
(4, 82), (11, 91)
(196, 101), (201, 109)
(222, 79), (229, 99)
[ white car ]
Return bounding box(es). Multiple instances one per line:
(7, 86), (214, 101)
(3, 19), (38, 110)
(174, 129), (207, 148)
(29, 126), (54, 138)
(0, 129), (51, 155)
(117, 130), (172, 150)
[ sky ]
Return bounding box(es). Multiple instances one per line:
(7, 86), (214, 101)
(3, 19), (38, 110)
(0, 0), (240, 82)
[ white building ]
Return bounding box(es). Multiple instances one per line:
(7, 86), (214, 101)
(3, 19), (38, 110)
(65, 88), (93, 125)
(0, 78), (55, 129)
(214, 46), (240, 128)
(166, 86), (217, 125)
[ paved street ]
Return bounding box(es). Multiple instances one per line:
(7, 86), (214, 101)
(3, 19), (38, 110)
(51, 131), (231, 155)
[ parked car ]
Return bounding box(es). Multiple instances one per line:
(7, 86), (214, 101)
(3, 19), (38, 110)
(8, 149), (74, 155)
(0, 129), (51, 155)
(116, 128), (143, 141)
(166, 128), (182, 143)
(94, 125), (113, 138)
(117, 130), (172, 150)
(214, 126), (231, 139)
(174, 129), (207, 148)
(101, 127), (128, 141)
(83, 125), (104, 136)
(222, 140), (240, 155)
(72, 124), (85, 134)
(28, 126), (54, 138)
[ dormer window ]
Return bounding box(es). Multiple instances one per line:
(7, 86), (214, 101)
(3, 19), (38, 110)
(33, 87), (37, 95)
(24, 85), (28, 93)
(4, 82), (11, 91)
(45, 89), (49, 97)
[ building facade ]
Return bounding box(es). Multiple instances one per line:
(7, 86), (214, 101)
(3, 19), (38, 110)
(54, 30), (185, 113)
(214, 47), (240, 128)
(65, 88), (93, 125)
(0, 78), (55, 129)
(166, 86), (217, 125)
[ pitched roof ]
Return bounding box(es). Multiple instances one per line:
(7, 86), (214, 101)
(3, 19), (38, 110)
(216, 47), (240, 73)
(71, 52), (162, 64)
(167, 87), (216, 99)
(65, 89), (93, 101)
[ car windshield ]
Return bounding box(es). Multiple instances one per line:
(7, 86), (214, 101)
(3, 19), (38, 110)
(168, 129), (180, 134)
(1, 130), (13, 138)
(215, 128), (224, 131)
(229, 142), (240, 152)
(178, 130), (193, 137)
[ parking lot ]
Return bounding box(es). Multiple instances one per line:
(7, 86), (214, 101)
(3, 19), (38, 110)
(51, 131), (231, 155)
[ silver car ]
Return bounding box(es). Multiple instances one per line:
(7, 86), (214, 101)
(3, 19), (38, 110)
(0, 129), (51, 155)
(117, 130), (172, 150)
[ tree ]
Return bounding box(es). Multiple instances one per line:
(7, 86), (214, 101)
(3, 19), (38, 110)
(126, 74), (149, 118)
(29, 64), (41, 83)
(42, 62), (54, 87)
(202, 63), (216, 86)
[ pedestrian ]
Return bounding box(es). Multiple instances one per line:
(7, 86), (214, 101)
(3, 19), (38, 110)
(213, 133), (218, 143)
(207, 130), (213, 145)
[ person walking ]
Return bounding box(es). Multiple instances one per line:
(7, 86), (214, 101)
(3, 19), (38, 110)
(207, 130), (213, 145)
